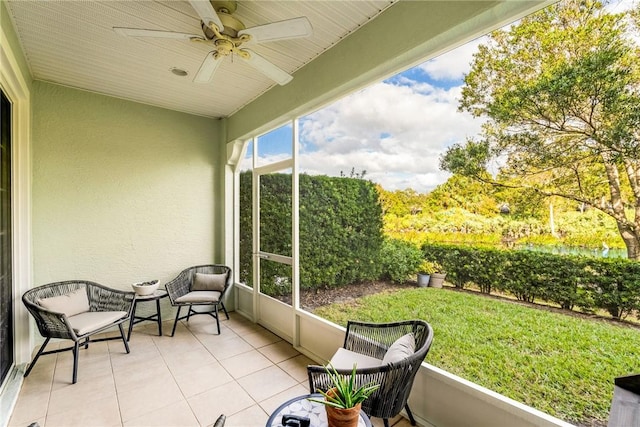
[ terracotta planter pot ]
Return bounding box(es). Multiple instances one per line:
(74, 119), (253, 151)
(428, 272), (446, 288)
(325, 388), (362, 427)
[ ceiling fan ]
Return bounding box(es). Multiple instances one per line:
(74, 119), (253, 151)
(114, 0), (313, 85)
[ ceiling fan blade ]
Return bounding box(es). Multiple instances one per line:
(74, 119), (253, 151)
(194, 52), (223, 83)
(113, 27), (204, 40)
(188, 0), (224, 32)
(238, 17), (312, 44)
(242, 49), (293, 86)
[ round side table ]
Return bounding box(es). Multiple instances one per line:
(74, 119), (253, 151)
(266, 393), (371, 427)
(127, 289), (168, 341)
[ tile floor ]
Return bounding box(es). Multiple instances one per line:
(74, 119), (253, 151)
(8, 314), (416, 427)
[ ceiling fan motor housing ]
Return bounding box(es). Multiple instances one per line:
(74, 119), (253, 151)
(201, 0), (245, 39)
(202, 12), (245, 39)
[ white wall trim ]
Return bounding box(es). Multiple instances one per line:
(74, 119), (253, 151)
(0, 19), (33, 427)
(1, 14), (33, 368)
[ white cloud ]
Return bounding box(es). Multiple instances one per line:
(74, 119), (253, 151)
(297, 78), (485, 192)
(418, 37), (484, 81)
(240, 35), (498, 193)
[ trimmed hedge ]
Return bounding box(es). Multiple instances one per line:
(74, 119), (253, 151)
(422, 243), (640, 319)
(380, 238), (423, 283)
(239, 172), (383, 295)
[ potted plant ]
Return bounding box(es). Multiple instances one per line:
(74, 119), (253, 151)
(416, 260), (437, 287)
(427, 262), (446, 288)
(308, 364), (379, 427)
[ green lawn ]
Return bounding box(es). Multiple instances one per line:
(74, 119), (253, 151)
(314, 288), (640, 426)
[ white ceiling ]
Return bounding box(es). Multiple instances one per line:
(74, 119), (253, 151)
(5, 0), (396, 118)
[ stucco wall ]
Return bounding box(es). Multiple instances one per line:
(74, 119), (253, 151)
(32, 81), (222, 289)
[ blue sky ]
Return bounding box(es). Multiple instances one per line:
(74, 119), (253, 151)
(248, 37), (484, 194)
(247, 0), (637, 194)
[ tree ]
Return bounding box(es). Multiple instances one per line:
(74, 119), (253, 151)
(442, 0), (640, 259)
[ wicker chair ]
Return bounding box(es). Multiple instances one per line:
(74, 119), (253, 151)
(22, 280), (134, 384)
(307, 319), (434, 427)
(165, 264), (232, 336)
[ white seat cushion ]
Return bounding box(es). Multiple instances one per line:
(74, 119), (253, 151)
(38, 288), (89, 317)
(329, 347), (383, 370)
(67, 311), (128, 336)
(175, 290), (221, 304)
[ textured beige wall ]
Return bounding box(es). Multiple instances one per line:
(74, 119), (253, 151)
(32, 81), (222, 289)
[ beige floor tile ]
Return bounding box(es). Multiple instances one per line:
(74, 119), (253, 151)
(45, 393), (122, 427)
(182, 315), (228, 336)
(21, 365), (54, 395)
(187, 382), (255, 426)
(224, 404), (269, 427)
(55, 340), (112, 366)
(258, 341), (301, 364)
(110, 347), (164, 373)
(153, 332), (202, 355)
(163, 346), (218, 373)
(108, 340), (132, 357)
(7, 389), (49, 425)
(277, 354), (315, 383)
(224, 318), (265, 336)
(204, 336), (254, 361)
(23, 354), (57, 380)
(113, 360), (174, 393)
(219, 349), (273, 379)
(51, 353), (114, 387)
(117, 374), (184, 422)
(237, 365), (299, 402)
(193, 327), (240, 348)
(8, 416), (44, 427)
(48, 373), (116, 416)
(114, 333), (158, 354)
(173, 360), (234, 398)
(123, 399), (199, 427)
(242, 329), (282, 349)
(258, 383), (310, 416)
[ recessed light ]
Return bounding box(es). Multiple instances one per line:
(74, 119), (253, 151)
(170, 67), (188, 77)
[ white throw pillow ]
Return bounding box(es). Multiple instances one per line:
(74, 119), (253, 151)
(191, 273), (226, 292)
(382, 333), (415, 364)
(38, 288), (90, 317)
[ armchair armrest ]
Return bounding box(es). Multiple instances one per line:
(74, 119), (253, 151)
(86, 282), (135, 315)
(165, 270), (191, 303)
(23, 303), (77, 340)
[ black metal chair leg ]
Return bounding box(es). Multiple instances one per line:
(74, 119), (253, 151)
(156, 298), (163, 336)
(127, 300), (138, 341)
(118, 323), (130, 353)
(186, 306), (192, 322)
(72, 341), (80, 384)
(383, 419), (390, 427)
(171, 306), (182, 337)
(214, 304), (220, 335)
(220, 301), (230, 320)
(24, 337), (51, 378)
(405, 404), (417, 426)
